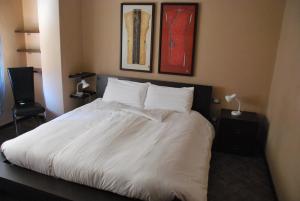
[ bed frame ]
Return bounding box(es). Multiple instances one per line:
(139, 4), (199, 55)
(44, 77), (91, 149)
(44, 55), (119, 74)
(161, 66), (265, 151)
(96, 75), (213, 119)
(0, 74), (212, 201)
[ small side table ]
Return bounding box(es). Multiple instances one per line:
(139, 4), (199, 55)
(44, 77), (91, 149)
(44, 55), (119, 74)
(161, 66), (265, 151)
(215, 109), (260, 156)
(70, 90), (96, 104)
(69, 72), (96, 105)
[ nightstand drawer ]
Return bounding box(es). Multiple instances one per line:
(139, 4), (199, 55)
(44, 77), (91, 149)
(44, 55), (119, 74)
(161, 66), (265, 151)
(220, 119), (257, 138)
(215, 109), (259, 156)
(222, 133), (255, 155)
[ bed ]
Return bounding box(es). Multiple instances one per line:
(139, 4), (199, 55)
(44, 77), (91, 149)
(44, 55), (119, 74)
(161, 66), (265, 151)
(0, 75), (214, 201)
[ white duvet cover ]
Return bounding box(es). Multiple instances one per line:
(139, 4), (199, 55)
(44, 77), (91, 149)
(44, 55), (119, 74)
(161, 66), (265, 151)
(1, 99), (214, 201)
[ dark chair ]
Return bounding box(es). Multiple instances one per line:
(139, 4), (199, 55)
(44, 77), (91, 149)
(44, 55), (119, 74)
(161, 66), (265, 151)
(7, 67), (46, 135)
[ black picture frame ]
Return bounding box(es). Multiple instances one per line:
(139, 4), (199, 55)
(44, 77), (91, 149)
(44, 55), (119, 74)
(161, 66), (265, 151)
(158, 3), (198, 76)
(120, 3), (155, 73)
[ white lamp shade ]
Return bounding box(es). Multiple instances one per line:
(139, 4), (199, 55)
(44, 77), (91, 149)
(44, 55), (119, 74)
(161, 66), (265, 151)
(225, 93), (237, 102)
(224, 93), (242, 116)
(81, 79), (89, 89)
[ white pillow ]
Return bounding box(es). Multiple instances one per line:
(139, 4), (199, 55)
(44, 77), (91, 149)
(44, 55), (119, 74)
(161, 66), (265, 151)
(102, 78), (149, 108)
(144, 84), (194, 112)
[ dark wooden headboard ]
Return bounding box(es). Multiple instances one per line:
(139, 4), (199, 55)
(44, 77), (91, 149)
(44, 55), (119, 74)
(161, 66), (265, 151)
(96, 75), (213, 120)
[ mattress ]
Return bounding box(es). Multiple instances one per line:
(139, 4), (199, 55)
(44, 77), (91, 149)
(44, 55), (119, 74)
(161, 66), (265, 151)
(1, 99), (214, 201)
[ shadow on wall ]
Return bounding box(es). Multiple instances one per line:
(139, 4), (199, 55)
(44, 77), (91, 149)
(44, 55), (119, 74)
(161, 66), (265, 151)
(0, 38), (4, 116)
(44, 109), (57, 121)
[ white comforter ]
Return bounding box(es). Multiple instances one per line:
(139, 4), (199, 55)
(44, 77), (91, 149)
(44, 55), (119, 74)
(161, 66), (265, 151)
(1, 99), (214, 201)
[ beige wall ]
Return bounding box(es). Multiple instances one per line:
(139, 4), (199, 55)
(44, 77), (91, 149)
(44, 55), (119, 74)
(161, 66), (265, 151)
(0, 0), (27, 126)
(21, 0), (45, 107)
(266, 0), (300, 201)
(81, 0), (285, 114)
(38, 0), (64, 117)
(59, 0), (83, 112)
(2, 2), (299, 201)
(22, 0), (39, 30)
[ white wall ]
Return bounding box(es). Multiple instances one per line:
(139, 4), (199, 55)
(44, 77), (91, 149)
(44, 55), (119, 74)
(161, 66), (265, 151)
(0, 0), (27, 126)
(38, 0), (64, 117)
(266, 0), (300, 201)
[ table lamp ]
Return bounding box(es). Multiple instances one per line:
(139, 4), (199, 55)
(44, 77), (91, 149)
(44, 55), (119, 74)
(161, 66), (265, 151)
(225, 93), (241, 116)
(75, 79), (89, 97)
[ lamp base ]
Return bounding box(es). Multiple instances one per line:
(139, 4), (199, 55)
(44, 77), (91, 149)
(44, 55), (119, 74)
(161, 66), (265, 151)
(74, 92), (83, 97)
(231, 110), (242, 116)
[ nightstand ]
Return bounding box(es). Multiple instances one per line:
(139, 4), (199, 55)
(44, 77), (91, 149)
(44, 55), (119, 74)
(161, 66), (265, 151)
(69, 72), (96, 105)
(215, 109), (259, 156)
(70, 90), (96, 104)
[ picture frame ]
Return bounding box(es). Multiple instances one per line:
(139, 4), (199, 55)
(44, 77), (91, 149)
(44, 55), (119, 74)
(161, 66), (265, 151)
(158, 3), (198, 76)
(120, 3), (155, 72)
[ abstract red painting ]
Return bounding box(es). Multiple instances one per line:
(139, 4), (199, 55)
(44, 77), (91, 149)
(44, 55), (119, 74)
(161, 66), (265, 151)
(159, 3), (198, 76)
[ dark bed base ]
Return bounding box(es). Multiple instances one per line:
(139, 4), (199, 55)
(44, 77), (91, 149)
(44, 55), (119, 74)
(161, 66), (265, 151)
(0, 154), (180, 201)
(0, 154), (141, 201)
(0, 75), (212, 201)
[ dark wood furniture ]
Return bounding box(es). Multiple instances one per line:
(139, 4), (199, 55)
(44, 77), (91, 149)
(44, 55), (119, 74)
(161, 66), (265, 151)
(68, 72), (96, 79)
(0, 154), (139, 201)
(70, 90), (96, 99)
(96, 75), (213, 120)
(215, 109), (259, 156)
(7, 67), (46, 135)
(69, 72), (97, 104)
(70, 90), (97, 104)
(0, 74), (213, 201)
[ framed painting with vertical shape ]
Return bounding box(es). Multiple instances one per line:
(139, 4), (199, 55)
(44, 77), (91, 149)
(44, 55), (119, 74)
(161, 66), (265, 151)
(159, 3), (198, 76)
(120, 3), (155, 72)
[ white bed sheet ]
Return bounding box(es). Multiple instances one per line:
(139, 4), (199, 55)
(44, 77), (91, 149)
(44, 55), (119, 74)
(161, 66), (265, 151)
(1, 99), (214, 201)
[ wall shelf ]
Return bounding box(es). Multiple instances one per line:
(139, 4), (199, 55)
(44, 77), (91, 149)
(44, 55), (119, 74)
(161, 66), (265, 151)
(69, 72), (96, 79)
(70, 90), (96, 99)
(15, 30), (39, 34)
(33, 67), (42, 74)
(17, 49), (41, 53)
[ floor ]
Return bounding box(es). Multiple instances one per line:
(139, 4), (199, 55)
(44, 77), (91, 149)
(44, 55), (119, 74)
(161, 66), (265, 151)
(0, 118), (278, 201)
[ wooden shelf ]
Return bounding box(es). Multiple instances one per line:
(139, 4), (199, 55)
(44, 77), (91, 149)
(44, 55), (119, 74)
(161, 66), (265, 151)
(70, 90), (96, 99)
(69, 72), (96, 79)
(33, 67), (42, 74)
(15, 30), (39, 34)
(17, 49), (41, 53)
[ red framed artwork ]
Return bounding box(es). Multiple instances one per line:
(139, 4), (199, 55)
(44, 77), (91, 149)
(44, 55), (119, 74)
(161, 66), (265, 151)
(158, 3), (198, 76)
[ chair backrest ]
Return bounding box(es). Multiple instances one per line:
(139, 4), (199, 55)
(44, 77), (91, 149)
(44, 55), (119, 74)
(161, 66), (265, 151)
(8, 67), (35, 105)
